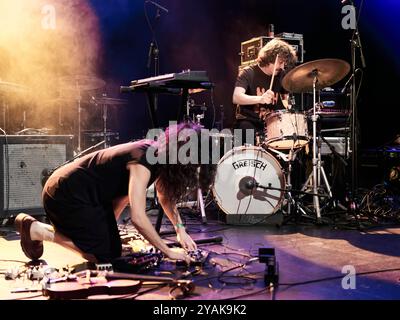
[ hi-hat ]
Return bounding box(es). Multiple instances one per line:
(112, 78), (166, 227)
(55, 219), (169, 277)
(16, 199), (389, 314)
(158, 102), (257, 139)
(282, 59), (351, 93)
(59, 75), (106, 92)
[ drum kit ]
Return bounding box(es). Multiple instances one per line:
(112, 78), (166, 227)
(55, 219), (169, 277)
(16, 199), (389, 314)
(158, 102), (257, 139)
(0, 75), (128, 153)
(213, 58), (351, 224)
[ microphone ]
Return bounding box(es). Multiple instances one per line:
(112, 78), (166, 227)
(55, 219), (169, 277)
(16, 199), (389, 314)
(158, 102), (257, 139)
(145, 1), (169, 14)
(239, 176), (257, 195)
(246, 179), (256, 190)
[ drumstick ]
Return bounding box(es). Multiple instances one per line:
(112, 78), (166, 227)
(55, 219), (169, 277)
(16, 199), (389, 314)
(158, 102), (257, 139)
(269, 54), (279, 91)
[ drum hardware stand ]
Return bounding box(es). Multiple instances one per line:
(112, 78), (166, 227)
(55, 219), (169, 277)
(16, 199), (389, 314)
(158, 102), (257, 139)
(171, 100), (208, 225)
(281, 148), (309, 224)
(1, 98), (8, 132)
(253, 181), (329, 225)
(101, 94), (111, 148)
(300, 71), (333, 223)
(74, 83), (83, 154)
(319, 135), (349, 212)
(267, 147), (317, 225)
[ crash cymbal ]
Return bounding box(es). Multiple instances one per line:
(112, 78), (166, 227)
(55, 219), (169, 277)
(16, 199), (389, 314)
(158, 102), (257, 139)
(59, 75), (106, 92)
(0, 80), (29, 94)
(91, 97), (129, 105)
(282, 59), (351, 93)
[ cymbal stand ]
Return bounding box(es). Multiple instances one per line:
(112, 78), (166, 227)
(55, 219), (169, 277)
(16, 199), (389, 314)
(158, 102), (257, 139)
(301, 71), (333, 222)
(1, 97), (6, 131)
(75, 83), (82, 154)
(185, 98), (207, 224)
(101, 94), (110, 148)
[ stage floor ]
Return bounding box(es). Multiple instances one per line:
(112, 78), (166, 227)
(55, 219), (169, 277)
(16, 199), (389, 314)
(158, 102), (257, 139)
(1, 208), (400, 301)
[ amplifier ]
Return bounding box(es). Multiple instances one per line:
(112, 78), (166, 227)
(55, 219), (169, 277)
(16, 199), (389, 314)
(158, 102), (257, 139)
(240, 33), (304, 67)
(0, 135), (74, 219)
(320, 137), (350, 157)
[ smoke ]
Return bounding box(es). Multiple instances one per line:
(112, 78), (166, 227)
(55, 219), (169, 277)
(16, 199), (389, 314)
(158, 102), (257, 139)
(0, 0), (102, 133)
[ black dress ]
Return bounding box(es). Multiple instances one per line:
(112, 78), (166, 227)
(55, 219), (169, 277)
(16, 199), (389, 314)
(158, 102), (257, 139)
(42, 140), (158, 262)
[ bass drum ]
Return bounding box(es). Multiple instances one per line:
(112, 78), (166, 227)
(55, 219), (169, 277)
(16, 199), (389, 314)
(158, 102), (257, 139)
(212, 146), (285, 215)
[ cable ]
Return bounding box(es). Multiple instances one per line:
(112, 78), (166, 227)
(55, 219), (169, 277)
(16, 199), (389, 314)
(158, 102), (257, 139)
(0, 259), (27, 264)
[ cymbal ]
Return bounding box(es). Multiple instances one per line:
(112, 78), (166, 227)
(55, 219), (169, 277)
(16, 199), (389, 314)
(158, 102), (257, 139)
(91, 97), (129, 105)
(282, 59), (351, 93)
(0, 80), (29, 94)
(59, 75), (106, 92)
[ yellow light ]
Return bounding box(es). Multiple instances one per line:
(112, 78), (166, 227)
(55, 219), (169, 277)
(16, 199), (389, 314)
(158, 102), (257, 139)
(0, 0), (101, 132)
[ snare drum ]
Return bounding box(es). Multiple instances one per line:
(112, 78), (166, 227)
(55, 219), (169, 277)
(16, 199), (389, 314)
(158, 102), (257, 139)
(264, 110), (309, 149)
(212, 146), (285, 215)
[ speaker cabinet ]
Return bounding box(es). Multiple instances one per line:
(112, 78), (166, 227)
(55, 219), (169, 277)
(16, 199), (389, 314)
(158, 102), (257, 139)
(0, 135), (73, 219)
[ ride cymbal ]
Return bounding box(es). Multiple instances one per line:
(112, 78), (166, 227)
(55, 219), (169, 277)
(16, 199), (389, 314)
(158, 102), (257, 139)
(282, 59), (351, 93)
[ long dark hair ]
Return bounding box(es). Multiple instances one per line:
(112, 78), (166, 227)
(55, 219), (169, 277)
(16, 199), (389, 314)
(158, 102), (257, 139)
(155, 122), (217, 203)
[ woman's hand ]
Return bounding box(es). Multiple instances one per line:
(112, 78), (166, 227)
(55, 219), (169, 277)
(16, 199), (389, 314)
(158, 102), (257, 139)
(165, 247), (192, 264)
(176, 228), (197, 252)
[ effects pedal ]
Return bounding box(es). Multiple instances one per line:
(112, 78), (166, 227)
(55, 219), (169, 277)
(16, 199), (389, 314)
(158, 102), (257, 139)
(177, 249), (209, 267)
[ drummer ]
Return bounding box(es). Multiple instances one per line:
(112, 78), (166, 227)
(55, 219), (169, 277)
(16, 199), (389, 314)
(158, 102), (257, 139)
(233, 38), (298, 145)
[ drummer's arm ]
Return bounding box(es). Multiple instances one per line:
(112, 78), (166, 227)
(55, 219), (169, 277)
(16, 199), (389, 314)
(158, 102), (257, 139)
(233, 87), (274, 105)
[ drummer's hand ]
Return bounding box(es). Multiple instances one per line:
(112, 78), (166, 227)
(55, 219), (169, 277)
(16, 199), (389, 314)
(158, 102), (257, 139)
(259, 90), (275, 105)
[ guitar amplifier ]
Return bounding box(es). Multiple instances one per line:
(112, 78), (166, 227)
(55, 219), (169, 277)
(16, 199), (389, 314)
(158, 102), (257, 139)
(240, 33), (304, 68)
(0, 135), (74, 219)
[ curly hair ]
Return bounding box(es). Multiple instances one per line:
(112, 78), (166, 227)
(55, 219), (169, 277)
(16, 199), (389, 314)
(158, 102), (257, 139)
(155, 122), (217, 203)
(257, 38), (298, 69)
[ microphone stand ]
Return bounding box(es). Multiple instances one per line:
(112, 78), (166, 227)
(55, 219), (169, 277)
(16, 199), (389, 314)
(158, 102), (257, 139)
(254, 182), (330, 198)
(144, 0), (168, 234)
(145, 1), (167, 77)
(252, 182), (331, 225)
(348, 0), (366, 226)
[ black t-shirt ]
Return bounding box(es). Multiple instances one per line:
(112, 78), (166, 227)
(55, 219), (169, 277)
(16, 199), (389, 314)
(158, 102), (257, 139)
(235, 65), (288, 121)
(43, 140), (158, 205)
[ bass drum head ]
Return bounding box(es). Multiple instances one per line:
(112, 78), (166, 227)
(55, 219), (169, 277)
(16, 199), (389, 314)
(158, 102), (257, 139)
(212, 146), (285, 215)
